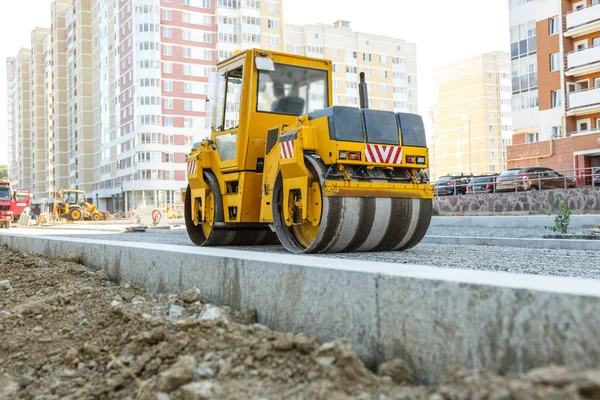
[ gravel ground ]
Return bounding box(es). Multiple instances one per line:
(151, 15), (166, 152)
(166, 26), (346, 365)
(3, 246), (600, 400)
(15, 227), (600, 280)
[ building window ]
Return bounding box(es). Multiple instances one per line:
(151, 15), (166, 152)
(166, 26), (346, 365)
(183, 47), (192, 58)
(268, 1), (279, 12)
(380, 84), (388, 93)
(165, 153), (174, 163)
(163, 45), (172, 56)
(183, 30), (191, 40)
(163, 27), (172, 38)
(268, 36), (279, 46)
(184, 83), (192, 93)
(182, 0), (191, 5)
(185, 118), (194, 128)
(162, 10), (171, 20)
(552, 126), (562, 138)
(165, 117), (174, 127)
(488, 99), (493, 106)
(549, 16), (558, 35)
(489, 138), (495, 146)
(380, 70), (388, 79)
(164, 80), (173, 91)
(381, 100), (388, 109)
(183, 65), (192, 75)
(363, 53), (372, 62)
(331, 48), (339, 58)
(164, 98), (173, 109)
(202, 0), (210, 7)
(550, 53), (560, 71)
(551, 90), (562, 107)
(488, 125), (494, 132)
(490, 151), (495, 159)
(202, 33), (211, 43)
(182, 12), (191, 23)
(490, 165), (496, 172)
(578, 120), (590, 132)
(526, 132), (539, 143)
(487, 72), (492, 80)
(488, 112), (493, 120)
(268, 19), (278, 29)
(184, 100), (193, 111)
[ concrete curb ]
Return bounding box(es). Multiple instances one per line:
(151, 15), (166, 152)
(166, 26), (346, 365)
(431, 214), (600, 228)
(2, 232), (600, 384)
(423, 236), (600, 251)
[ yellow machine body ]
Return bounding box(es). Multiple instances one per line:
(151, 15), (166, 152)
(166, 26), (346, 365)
(185, 49), (433, 254)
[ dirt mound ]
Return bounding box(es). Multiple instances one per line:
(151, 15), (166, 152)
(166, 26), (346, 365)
(1, 244), (600, 400)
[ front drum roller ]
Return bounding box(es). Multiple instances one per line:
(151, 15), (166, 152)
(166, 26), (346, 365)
(272, 155), (433, 254)
(185, 171), (278, 247)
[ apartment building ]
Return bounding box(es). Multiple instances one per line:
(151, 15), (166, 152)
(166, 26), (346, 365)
(285, 20), (418, 114)
(507, 0), (600, 178)
(7, 0), (283, 211)
(431, 52), (513, 180)
(6, 49), (32, 190)
(30, 28), (52, 202)
(91, 0), (284, 212)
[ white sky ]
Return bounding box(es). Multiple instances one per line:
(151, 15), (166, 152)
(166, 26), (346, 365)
(0, 0), (509, 165)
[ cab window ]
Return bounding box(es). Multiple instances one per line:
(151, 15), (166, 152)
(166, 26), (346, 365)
(257, 63), (328, 116)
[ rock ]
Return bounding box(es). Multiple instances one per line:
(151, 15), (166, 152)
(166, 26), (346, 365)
(155, 394), (171, 400)
(527, 366), (575, 387)
(316, 356), (336, 366)
(83, 343), (100, 356)
(119, 288), (135, 301)
(490, 391), (513, 400)
(0, 310), (11, 318)
(354, 344), (376, 370)
(119, 355), (134, 365)
(169, 305), (185, 318)
(19, 374), (34, 388)
(0, 280), (13, 293)
(378, 359), (414, 385)
(136, 327), (166, 345)
(198, 305), (229, 323)
(131, 295), (145, 304)
(181, 381), (220, 400)
(114, 295), (124, 302)
(273, 332), (295, 351)
(281, 368), (294, 378)
(293, 334), (318, 354)
(180, 288), (204, 304)
(194, 363), (216, 379)
(232, 308), (257, 325)
(156, 355), (196, 393)
(64, 348), (79, 364)
(110, 300), (121, 308)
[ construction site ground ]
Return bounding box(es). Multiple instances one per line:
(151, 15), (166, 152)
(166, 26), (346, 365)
(2, 245), (600, 400)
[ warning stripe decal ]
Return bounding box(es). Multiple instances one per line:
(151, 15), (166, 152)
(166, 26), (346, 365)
(187, 160), (197, 175)
(365, 144), (403, 165)
(280, 141), (295, 160)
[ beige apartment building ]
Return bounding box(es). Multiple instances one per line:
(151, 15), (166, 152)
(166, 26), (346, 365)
(30, 28), (51, 201)
(49, 0), (72, 197)
(431, 52), (513, 180)
(6, 49), (32, 190)
(285, 20), (418, 114)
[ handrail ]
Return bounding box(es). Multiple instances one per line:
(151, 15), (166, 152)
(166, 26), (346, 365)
(433, 166), (600, 196)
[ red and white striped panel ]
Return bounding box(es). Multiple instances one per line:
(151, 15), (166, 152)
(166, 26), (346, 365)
(187, 160), (197, 175)
(365, 144), (403, 165)
(280, 141), (295, 160)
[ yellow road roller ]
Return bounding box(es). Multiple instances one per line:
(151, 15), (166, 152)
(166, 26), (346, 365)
(185, 49), (434, 254)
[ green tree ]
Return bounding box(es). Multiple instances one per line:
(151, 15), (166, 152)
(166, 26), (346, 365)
(0, 165), (7, 181)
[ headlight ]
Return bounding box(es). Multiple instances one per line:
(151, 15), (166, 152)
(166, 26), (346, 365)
(339, 151), (348, 160)
(416, 157), (426, 164)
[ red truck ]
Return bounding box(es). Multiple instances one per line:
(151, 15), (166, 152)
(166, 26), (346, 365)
(11, 188), (31, 221)
(0, 181), (14, 229)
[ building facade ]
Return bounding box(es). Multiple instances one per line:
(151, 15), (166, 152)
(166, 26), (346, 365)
(431, 52), (513, 180)
(7, 0), (283, 212)
(6, 49), (32, 190)
(507, 0), (600, 179)
(285, 20), (418, 114)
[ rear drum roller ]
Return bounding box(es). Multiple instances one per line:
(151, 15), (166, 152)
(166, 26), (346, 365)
(272, 155), (432, 254)
(185, 172), (278, 247)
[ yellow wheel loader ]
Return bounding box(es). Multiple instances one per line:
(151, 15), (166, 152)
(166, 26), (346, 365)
(185, 49), (434, 254)
(53, 189), (108, 222)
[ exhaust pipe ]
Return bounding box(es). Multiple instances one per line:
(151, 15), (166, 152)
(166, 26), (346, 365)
(359, 72), (369, 109)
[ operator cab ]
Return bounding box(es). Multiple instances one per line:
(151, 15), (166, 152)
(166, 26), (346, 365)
(63, 191), (86, 207)
(207, 50), (332, 170)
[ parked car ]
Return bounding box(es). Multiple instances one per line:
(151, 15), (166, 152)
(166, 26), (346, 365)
(496, 167), (576, 192)
(594, 168), (600, 186)
(434, 173), (473, 196)
(466, 174), (499, 194)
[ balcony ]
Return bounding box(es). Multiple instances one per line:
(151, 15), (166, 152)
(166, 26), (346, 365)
(564, 4), (600, 37)
(568, 87), (600, 113)
(566, 44), (600, 76)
